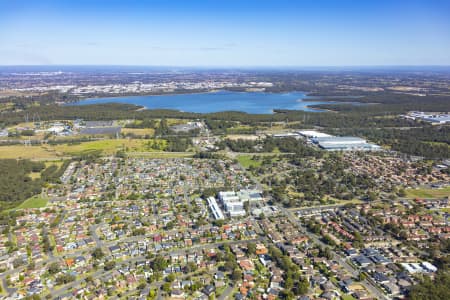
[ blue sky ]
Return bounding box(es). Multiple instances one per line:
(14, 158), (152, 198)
(0, 0), (449, 66)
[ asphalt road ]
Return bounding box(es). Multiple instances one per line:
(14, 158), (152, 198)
(218, 285), (234, 300)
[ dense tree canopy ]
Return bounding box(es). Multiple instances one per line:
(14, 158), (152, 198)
(0, 160), (43, 209)
(0, 159), (69, 211)
(409, 271), (450, 300)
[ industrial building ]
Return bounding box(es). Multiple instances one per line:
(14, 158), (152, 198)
(272, 130), (332, 139)
(47, 122), (67, 134)
(297, 130), (332, 138)
(403, 111), (450, 124)
(312, 136), (381, 151)
(170, 121), (204, 133)
(271, 130), (381, 152)
(272, 132), (299, 138)
(80, 127), (121, 135)
(75, 119), (122, 136)
(84, 121), (115, 127)
(421, 115), (450, 124)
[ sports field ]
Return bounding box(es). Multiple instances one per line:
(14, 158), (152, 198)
(16, 195), (48, 209)
(237, 155), (262, 168)
(405, 186), (450, 199)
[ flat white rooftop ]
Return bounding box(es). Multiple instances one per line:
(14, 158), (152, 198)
(313, 136), (367, 144)
(207, 197), (225, 220)
(297, 130), (332, 138)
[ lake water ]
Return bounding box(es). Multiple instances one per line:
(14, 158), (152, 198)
(72, 91), (336, 114)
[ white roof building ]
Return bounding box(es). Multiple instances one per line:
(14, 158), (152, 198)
(207, 197), (225, 220)
(297, 130), (332, 138)
(312, 136), (381, 151)
(217, 190), (263, 218)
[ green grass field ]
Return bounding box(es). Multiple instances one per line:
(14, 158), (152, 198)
(0, 138), (169, 159)
(237, 155), (262, 168)
(127, 151), (194, 158)
(16, 195), (48, 209)
(0, 144), (61, 159)
(406, 186), (450, 199)
(52, 139), (162, 155)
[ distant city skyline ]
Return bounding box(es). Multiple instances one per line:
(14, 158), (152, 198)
(0, 0), (449, 66)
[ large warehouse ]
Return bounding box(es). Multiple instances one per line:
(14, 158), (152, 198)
(312, 136), (381, 151)
(297, 130), (332, 138)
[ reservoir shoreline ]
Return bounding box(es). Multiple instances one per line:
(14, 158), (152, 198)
(70, 90), (359, 114)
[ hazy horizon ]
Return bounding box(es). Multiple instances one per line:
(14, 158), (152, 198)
(1, 65), (450, 70)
